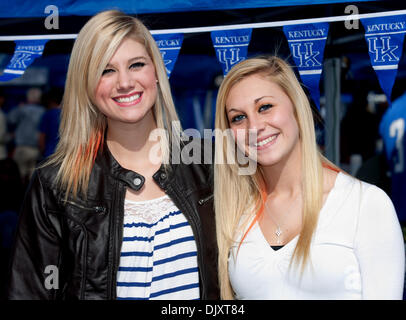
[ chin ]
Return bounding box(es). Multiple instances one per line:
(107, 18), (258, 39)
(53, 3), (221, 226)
(120, 108), (152, 123)
(257, 160), (278, 168)
(256, 153), (282, 167)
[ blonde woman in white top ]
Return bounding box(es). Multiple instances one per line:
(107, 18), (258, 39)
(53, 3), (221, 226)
(214, 56), (405, 299)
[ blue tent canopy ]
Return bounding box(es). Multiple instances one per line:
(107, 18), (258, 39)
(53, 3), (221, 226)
(0, 0), (404, 160)
(0, 0), (403, 124)
(0, 0), (375, 18)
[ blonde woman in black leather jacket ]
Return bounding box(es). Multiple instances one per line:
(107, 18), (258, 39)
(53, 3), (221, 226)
(7, 10), (218, 300)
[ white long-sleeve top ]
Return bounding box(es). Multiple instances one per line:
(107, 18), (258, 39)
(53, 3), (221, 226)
(229, 172), (405, 299)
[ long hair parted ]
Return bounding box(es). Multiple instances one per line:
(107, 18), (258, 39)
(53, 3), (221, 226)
(214, 56), (337, 299)
(44, 10), (181, 198)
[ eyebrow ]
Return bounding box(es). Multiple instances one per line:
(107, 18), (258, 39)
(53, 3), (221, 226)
(227, 108), (238, 114)
(105, 56), (147, 68)
(254, 95), (274, 103)
(227, 95), (274, 113)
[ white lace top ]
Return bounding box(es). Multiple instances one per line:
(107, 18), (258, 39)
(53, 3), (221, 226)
(116, 195), (200, 300)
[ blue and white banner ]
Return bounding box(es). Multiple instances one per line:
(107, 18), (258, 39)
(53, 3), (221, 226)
(153, 33), (184, 78)
(283, 22), (329, 110)
(361, 15), (406, 104)
(0, 39), (48, 82)
(211, 28), (252, 76)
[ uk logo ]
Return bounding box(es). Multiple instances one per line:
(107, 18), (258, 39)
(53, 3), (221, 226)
(361, 15), (406, 104)
(291, 42), (322, 68)
(0, 40), (48, 82)
(282, 22), (329, 110)
(9, 52), (32, 70)
(216, 48), (242, 73)
(211, 28), (252, 76)
(367, 36), (399, 64)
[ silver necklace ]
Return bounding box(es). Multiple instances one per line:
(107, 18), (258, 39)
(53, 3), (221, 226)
(265, 194), (301, 245)
(267, 214), (284, 244)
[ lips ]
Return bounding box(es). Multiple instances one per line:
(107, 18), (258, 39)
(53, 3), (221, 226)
(112, 92), (142, 107)
(254, 133), (278, 148)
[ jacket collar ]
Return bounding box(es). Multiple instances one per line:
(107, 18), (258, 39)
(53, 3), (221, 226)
(95, 141), (173, 192)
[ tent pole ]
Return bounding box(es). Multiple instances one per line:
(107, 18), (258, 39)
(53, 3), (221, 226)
(323, 57), (341, 166)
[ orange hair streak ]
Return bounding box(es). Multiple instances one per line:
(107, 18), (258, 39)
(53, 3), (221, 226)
(322, 162), (340, 173)
(71, 129), (104, 197)
(237, 179), (268, 253)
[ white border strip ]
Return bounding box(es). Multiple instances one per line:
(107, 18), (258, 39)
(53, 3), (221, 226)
(0, 9), (405, 40)
(288, 37), (328, 42)
(373, 65), (398, 70)
(366, 30), (406, 37)
(299, 69), (323, 75)
(3, 69), (24, 74)
(157, 46), (182, 50)
(213, 43), (250, 48)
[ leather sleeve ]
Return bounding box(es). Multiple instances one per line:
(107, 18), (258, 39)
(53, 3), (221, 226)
(6, 169), (62, 300)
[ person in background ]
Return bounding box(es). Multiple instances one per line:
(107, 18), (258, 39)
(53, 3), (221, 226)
(379, 90), (406, 226)
(7, 10), (218, 300)
(0, 88), (23, 298)
(0, 157), (22, 299)
(7, 87), (45, 185)
(214, 56), (404, 299)
(38, 87), (63, 159)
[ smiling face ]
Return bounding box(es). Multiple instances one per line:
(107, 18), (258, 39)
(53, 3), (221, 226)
(94, 37), (158, 128)
(226, 73), (301, 168)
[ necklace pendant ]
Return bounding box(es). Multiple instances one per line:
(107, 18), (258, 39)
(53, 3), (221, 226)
(275, 226), (282, 244)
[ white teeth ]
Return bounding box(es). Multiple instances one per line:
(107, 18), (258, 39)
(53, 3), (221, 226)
(255, 135), (277, 147)
(114, 93), (140, 103)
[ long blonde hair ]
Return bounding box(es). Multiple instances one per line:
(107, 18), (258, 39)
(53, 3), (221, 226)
(214, 56), (338, 299)
(44, 10), (181, 198)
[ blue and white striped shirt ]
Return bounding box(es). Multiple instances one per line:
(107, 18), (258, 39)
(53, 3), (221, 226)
(116, 195), (200, 300)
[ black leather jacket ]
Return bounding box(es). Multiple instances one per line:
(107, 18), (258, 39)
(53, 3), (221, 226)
(7, 140), (219, 300)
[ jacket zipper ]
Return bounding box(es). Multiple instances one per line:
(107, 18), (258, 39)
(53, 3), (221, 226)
(198, 194), (213, 206)
(108, 181), (124, 300)
(64, 200), (106, 214)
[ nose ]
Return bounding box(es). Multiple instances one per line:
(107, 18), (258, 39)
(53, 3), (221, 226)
(116, 70), (134, 91)
(248, 113), (266, 132)
(245, 114), (266, 143)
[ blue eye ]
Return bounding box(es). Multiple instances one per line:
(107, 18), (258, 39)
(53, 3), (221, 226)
(259, 104), (272, 112)
(231, 114), (246, 123)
